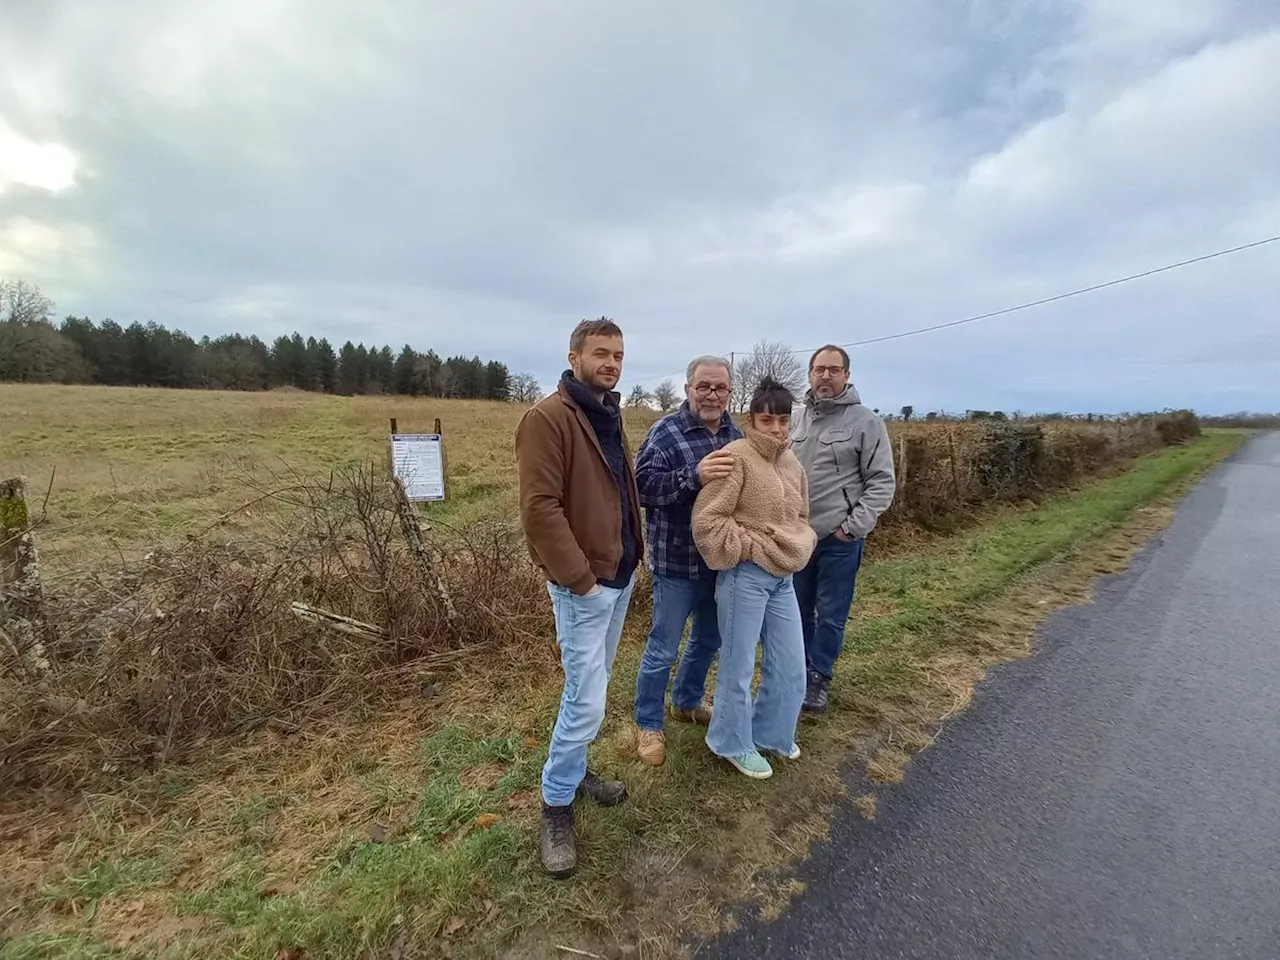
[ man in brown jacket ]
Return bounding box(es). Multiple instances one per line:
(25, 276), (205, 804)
(515, 317), (643, 879)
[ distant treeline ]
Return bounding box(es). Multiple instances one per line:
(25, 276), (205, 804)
(0, 313), (512, 399)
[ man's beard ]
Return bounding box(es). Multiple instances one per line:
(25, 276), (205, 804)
(581, 368), (618, 393)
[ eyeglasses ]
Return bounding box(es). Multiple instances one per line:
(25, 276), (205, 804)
(692, 384), (730, 397)
(811, 365), (846, 378)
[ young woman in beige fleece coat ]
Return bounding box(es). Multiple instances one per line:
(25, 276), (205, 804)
(692, 378), (817, 779)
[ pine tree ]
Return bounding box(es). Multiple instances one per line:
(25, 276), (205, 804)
(316, 339), (337, 393)
(394, 345), (417, 395)
(484, 360), (510, 401)
(353, 344), (371, 395)
(305, 337), (322, 391)
(270, 335), (294, 388)
(337, 341), (360, 396)
(373, 346), (395, 394)
(290, 332), (311, 389)
(96, 320), (129, 385)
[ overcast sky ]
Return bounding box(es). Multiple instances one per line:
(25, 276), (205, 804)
(2, 0), (1278, 414)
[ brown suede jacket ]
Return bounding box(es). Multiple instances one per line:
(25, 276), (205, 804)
(515, 381), (643, 595)
(692, 428), (817, 578)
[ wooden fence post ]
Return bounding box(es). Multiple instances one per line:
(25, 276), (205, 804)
(1, 476), (51, 677)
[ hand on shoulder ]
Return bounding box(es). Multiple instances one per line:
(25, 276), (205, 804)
(698, 448), (737, 485)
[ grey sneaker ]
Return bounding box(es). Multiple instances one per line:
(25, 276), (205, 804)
(802, 671), (830, 713)
(540, 803), (576, 879)
(577, 769), (627, 807)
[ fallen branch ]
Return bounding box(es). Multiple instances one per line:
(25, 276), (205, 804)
(289, 601), (388, 641)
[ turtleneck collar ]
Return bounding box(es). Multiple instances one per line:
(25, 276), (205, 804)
(746, 427), (788, 461)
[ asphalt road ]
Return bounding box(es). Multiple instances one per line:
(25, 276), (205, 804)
(706, 432), (1280, 960)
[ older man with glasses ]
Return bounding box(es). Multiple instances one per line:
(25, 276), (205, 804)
(790, 344), (896, 714)
(632, 355), (743, 765)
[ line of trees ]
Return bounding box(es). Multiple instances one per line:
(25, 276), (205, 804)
(0, 279), (530, 400)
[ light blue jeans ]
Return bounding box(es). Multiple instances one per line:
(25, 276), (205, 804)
(634, 574), (722, 730)
(541, 575), (635, 807)
(706, 562), (807, 758)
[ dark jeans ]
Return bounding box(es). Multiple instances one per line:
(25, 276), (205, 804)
(793, 534), (865, 679)
(634, 574), (722, 730)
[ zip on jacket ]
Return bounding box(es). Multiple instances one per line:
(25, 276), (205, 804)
(790, 384), (897, 540)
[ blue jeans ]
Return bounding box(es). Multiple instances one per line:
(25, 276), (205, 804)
(705, 563), (806, 758)
(634, 574), (722, 730)
(541, 575), (635, 807)
(793, 534), (865, 679)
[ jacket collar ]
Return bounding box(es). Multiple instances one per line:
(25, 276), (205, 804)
(745, 427), (787, 462)
(804, 383), (862, 415)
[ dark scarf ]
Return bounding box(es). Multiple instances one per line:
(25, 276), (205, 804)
(562, 371), (639, 588)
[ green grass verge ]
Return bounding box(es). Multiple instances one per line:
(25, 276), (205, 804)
(2, 432), (1245, 960)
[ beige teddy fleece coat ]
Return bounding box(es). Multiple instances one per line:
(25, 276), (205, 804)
(692, 429), (818, 578)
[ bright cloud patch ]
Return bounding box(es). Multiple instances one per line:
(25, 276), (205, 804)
(0, 118), (77, 193)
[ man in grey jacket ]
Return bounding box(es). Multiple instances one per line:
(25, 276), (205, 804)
(790, 344), (896, 713)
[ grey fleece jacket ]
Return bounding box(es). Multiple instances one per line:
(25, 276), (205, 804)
(790, 385), (896, 540)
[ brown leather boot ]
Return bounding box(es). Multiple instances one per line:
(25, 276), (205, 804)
(668, 701), (713, 725)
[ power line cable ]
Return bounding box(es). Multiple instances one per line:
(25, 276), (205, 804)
(819, 235), (1280, 352)
(636, 234), (1280, 386)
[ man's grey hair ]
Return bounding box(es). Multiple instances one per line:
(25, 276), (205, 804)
(685, 355), (733, 384)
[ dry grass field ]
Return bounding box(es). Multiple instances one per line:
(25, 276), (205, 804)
(0, 383), (1240, 960)
(2, 384), (621, 569)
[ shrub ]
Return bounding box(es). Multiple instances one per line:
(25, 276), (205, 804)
(1155, 410), (1201, 445)
(973, 423), (1046, 498)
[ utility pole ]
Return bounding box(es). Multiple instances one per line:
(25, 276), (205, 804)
(729, 351), (737, 412)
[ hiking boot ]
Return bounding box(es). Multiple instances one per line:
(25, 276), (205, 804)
(669, 701), (713, 725)
(577, 769), (627, 807)
(540, 802), (577, 879)
(802, 671), (830, 714)
(636, 727), (667, 766)
(725, 750), (773, 780)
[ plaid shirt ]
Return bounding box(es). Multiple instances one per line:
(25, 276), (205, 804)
(635, 402), (743, 580)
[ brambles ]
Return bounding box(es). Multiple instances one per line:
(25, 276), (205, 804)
(0, 467), (552, 791)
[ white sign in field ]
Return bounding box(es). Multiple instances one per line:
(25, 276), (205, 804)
(390, 433), (446, 502)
